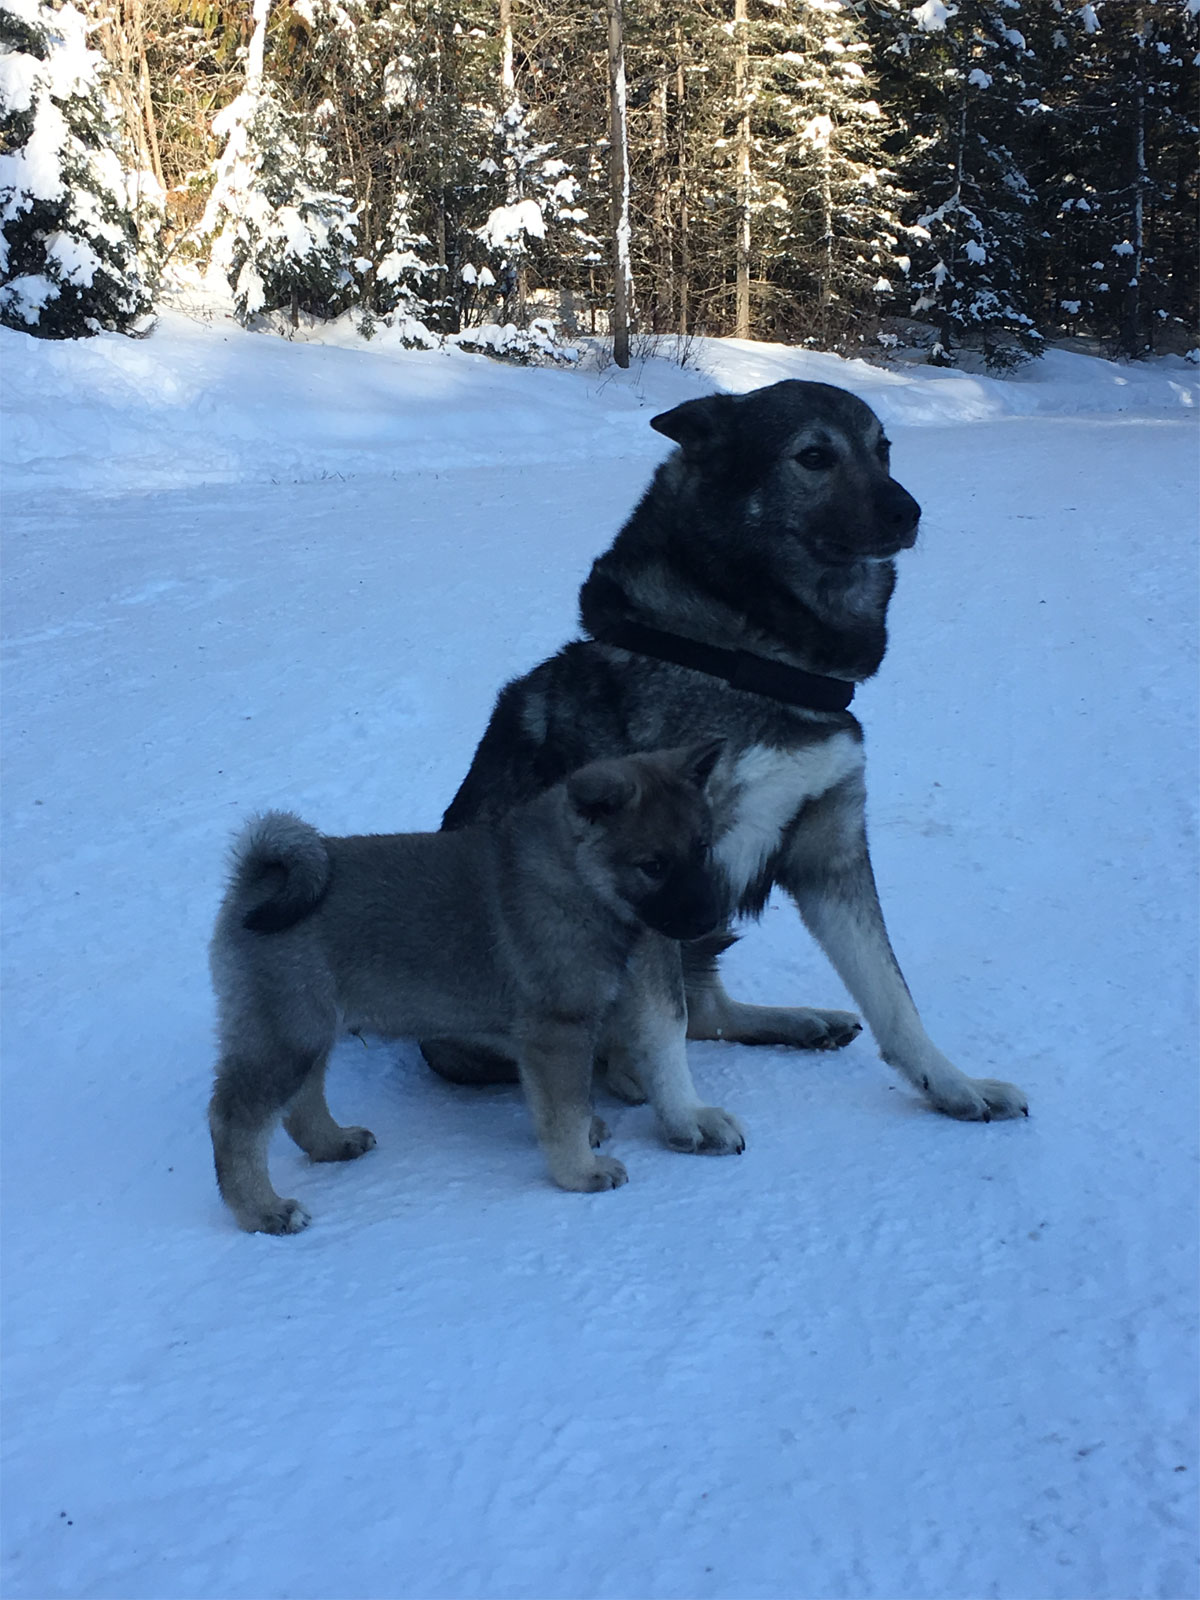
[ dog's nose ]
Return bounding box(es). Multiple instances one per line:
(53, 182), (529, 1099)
(883, 482), (921, 540)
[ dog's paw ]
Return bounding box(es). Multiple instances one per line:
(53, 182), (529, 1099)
(804, 1010), (863, 1051)
(926, 1074), (1029, 1122)
(243, 1198), (312, 1235)
(318, 1126), (377, 1162)
(691, 1004), (862, 1050)
(554, 1154), (629, 1192)
(666, 1105), (746, 1156)
(589, 1115), (611, 1148)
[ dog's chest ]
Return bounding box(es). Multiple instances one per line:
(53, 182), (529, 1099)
(715, 732), (862, 899)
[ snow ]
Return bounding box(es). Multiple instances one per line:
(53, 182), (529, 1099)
(911, 0), (957, 33)
(478, 199), (547, 249)
(2, 315), (1198, 1600)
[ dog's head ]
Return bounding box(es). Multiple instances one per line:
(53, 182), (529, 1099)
(565, 739), (727, 942)
(650, 380), (920, 565)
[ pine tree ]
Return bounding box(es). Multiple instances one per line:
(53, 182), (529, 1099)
(753, 0), (917, 346)
(875, 0), (1045, 367)
(0, 0), (152, 337)
(199, 0), (359, 325)
(1037, 0), (1198, 355)
(472, 94), (596, 320)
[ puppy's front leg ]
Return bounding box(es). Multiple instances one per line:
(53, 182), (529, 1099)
(604, 935), (746, 1156)
(517, 1017), (628, 1192)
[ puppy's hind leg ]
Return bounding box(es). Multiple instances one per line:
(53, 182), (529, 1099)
(284, 1052), (376, 1163)
(209, 1048), (320, 1235)
(682, 935), (862, 1051)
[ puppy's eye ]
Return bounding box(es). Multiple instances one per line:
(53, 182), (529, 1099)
(636, 856), (669, 882)
(796, 447), (835, 471)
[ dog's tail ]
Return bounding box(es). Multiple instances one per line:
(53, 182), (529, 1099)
(226, 811), (331, 934)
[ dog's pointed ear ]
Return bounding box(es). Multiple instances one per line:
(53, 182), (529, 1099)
(650, 394), (737, 455)
(681, 737), (724, 791)
(567, 761), (637, 822)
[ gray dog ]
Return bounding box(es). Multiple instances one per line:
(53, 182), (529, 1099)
(428, 379), (1028, 1124)
(208, 741), (743, 1234)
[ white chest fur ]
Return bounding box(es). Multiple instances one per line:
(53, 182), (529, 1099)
(715, 732), (863, 899)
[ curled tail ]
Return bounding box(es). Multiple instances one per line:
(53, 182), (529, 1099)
(227, 811), (331, 934)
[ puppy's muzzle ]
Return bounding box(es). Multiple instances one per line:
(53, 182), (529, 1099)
(638, 871), (727, 943)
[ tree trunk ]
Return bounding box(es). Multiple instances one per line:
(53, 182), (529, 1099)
(817, 139), (833, 333)
(131, 0), (164, 190)
(246, 0), (271, 92)
(652, 77), (670, 332)
(499, 0), (515, 99)
(1120, 11), (1147, 358)
(676, 24), (689, 337)
(734, 0), (751, 339)
(607, 0), (633, 367)
(498, 0), (526, 323)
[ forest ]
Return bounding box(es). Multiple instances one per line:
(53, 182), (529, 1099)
(1, 0), (1197, 366)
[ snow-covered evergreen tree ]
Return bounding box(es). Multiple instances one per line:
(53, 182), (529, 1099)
(1039, 0), (1198, 355)
(753, 0), (917, 344)
(198, 0), (358, 325)
(875, 0), (1045, 366)
(367, 184), (438, 337)
(472, 95), (598, 325)
(0, 0), (151, 337)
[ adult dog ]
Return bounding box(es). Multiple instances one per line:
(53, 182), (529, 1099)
(209, 743), (739, 1233)
(427, 379), (1028, 1125)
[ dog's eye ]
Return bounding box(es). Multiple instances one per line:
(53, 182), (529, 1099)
(636, 856), (669, 882)
(795, 447), (835, 471)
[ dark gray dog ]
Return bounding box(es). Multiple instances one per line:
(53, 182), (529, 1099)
(208, 741), (742, 1234)
(429, 379), (1028, 1123)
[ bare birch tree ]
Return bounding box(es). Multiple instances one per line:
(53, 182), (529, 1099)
(606, 0), (633, 366)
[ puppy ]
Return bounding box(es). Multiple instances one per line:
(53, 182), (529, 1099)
(208, 741), (743, 1233)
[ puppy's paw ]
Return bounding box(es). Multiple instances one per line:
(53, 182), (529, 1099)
(666, 1105), (746, 1156)
(589, 1115), (612, 1148)
(553, 1154), (629, 1192)
(243, 1198), (311, 1235)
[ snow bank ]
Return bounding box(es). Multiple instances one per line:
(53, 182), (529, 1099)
(2, 312), (1196, 499)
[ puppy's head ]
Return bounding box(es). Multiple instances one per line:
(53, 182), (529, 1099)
(566, 739), (727, 941)
(650, 379), (920, 565)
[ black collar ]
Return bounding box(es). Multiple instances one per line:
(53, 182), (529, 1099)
(583, 587), (855, 714)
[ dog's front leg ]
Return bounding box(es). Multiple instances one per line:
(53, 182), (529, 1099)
(780, 778), (1029, 1121)
(517, 1016), (628, 1191)
(603, 936), (746, 1156)
(682, 937), (863, 1052)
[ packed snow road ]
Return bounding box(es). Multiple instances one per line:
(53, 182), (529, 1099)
(1, 324), (1196, 1600)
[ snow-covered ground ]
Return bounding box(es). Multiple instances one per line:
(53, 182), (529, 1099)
(2, 316), (1197, 1600)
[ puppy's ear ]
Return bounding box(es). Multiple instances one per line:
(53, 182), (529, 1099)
(650, 393), (737, 455)
(567, 762), (637, 822)
(682, 737), (725, 790)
